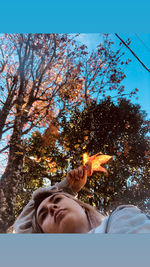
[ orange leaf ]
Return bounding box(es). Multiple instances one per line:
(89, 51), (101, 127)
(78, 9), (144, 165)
(83, 152), (112, 176)
(74, 144), (79, 149)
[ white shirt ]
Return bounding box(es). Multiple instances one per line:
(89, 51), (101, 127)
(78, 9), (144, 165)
(89, 205), (150, 233)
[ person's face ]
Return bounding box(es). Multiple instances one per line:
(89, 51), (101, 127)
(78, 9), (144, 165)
(36, 194), (90, 233)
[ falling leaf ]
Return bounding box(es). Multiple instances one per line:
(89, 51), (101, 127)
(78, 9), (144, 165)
(83, 152), (112, 176)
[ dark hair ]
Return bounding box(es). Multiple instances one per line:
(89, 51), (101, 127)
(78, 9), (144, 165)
(32, 189), (104, 233)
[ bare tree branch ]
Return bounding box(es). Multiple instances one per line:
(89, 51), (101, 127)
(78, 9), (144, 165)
(0, 145), (9, 154)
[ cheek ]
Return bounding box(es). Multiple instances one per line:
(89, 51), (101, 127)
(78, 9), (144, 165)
(68, 203), (87, 222)
(72, 203), (85, 215)
(42, 216), (54, 233)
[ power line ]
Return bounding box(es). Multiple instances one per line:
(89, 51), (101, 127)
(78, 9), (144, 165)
(115, 33), (150, 73)
(135, 33), (150, 53)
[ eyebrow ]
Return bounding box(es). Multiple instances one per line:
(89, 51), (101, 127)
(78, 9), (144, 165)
(37, 194), (58, 219)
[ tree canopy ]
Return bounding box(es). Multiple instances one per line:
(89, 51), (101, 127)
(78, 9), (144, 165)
(20, 99), (150, 215)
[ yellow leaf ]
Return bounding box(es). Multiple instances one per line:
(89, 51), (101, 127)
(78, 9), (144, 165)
(74, 144), (79, 149)
(83, 153), (89, 165)
(14, 151), (24, 155)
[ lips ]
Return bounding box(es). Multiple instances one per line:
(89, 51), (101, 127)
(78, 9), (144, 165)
(55, 209), (66, 223)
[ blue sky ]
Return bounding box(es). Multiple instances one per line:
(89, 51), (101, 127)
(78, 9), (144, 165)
(77, 33), (150, 120)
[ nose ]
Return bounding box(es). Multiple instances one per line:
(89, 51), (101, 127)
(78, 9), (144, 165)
(47, 203), (58, 216)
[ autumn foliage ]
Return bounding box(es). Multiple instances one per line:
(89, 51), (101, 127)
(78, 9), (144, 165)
(0, 33), (149, 232)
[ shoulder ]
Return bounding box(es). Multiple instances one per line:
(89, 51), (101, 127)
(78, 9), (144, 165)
(106, 204), (150, 233)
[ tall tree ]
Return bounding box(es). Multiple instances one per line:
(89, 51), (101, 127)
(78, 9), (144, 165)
(0, 33), (84, 232)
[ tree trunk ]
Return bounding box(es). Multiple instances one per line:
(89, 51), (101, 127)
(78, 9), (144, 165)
(0, 146), (24, 232)
(0, 110), (24, 232)
(0, 87), (16, 141)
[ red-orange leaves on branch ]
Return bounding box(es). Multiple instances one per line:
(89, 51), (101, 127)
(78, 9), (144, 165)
(59, 74), (83, 104)
(83, 152), (112, 176)
(42, 124), (59, 147)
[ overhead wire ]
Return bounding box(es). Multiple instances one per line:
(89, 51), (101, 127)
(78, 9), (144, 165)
(115, 33), (150, 73)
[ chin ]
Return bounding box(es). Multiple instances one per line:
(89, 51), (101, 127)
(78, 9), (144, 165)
(59, 215), (78, 233)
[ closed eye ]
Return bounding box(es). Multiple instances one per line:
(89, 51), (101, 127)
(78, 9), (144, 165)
(53, 197), (62, 204)
(41, 211), (47, 223)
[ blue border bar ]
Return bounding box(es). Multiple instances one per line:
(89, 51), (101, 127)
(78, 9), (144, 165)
(0, 0), (150, 32)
